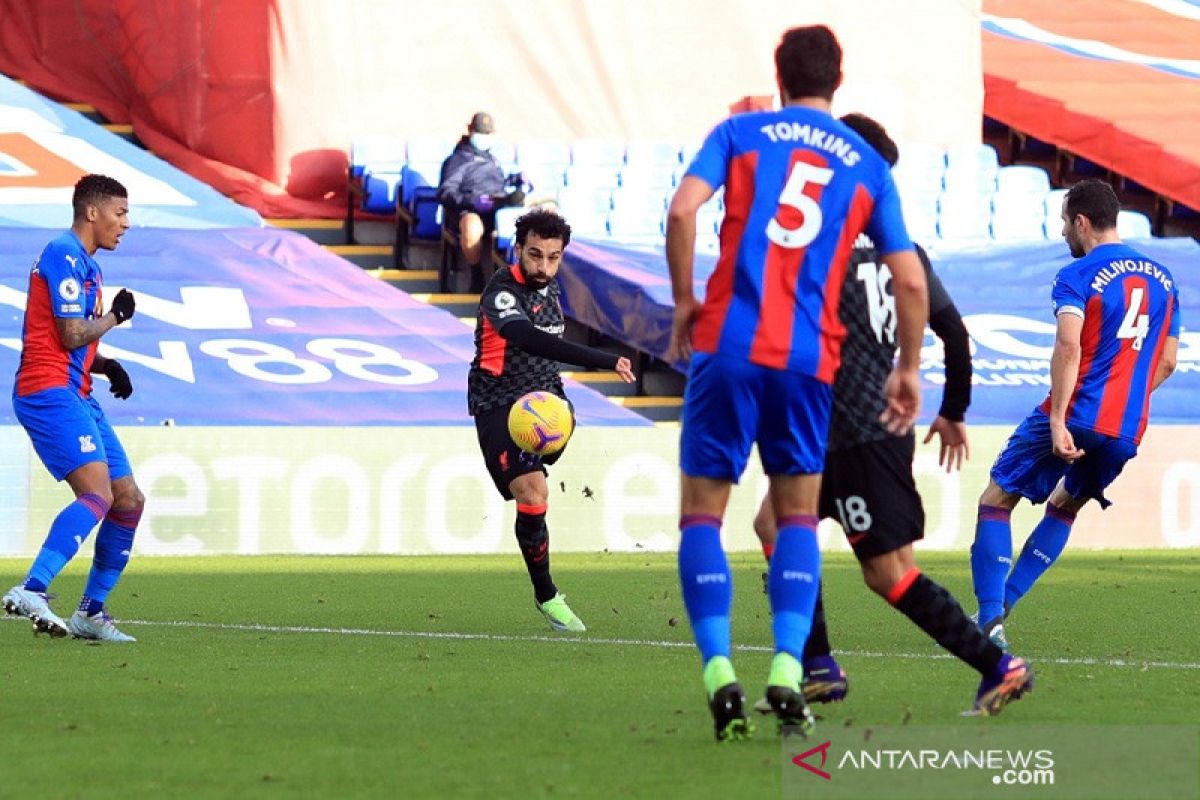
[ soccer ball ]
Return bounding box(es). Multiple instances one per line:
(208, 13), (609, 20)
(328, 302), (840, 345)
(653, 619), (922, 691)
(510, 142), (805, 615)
(507, 391), (574, 456)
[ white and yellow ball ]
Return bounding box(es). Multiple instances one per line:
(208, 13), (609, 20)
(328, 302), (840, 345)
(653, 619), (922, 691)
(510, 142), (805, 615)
(507, 391), (574, 456)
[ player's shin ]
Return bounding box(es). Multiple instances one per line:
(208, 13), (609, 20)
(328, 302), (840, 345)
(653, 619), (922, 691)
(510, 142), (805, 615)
(970, 505), (1013, 624)
(678, 515), (733, 678)
(768, 517), (821, 667)
(515, 503), (557, 604)
(80, 507), (140, 615)
(1004, 503), (1075, 612)
(889, 568), (1004, 675)
(24, 493), (110, 592)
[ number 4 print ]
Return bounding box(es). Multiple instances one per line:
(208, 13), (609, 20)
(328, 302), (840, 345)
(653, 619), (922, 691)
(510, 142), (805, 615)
(766, 160), (835, 249)
(1117, 287), (1149, 351)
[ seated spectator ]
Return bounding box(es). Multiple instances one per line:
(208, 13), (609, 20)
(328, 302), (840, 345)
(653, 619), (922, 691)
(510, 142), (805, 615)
(437, 112), (525, 292)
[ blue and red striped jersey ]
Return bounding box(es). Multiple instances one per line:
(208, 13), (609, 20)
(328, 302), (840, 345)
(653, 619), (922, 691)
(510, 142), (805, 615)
(685, 106), (912, 381)
(1041, 242), (1180, 444)
(15, 231), (104, 398)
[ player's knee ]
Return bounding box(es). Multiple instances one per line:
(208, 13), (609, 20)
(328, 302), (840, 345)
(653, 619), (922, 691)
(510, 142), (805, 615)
(85, 485), (115, 510)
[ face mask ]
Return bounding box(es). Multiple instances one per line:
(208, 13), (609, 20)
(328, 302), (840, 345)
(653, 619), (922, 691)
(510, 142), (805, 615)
(470, 133), (494, 151)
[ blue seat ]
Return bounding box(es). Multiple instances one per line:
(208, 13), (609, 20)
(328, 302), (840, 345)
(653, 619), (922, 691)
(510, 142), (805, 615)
(901, 190), (940, 243)
(996, 165), (1051, 197)
(556, 187), (613, 219)
(571, 138), (626, 167)
(1117, 210), (1153, 239)
(406, 137), (456, 166)
(518, 139), (572, 169)
(619, 163), (676, 191)
(494, 206), (524, 259)
(610, 187), (668, 217)
(608, 210), (663, 247)
(561, 207), (608, 239)
(563, 164), (621, 191)
(991, 193), (1048, 241)
(937, 191), (993, 240)
(346, 136), (406, 243)
(625, 140), (680, 167)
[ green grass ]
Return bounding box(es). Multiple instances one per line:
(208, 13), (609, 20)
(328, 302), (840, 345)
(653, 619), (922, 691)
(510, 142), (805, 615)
(1, 551), (1198, 798)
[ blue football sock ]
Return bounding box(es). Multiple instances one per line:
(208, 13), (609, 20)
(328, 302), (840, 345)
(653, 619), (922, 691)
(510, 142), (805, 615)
(768, 515), (821, 662)
(1004, 503), (1074, 611)
(81, 507), (140, 614)
(678, 514), (731, 665)
(970, 504), (1013, 624)
(23, 493), (109, 593)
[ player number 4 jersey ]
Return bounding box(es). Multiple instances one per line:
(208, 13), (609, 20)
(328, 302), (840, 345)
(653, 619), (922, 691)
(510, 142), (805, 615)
(1044, 242), (1180, 444)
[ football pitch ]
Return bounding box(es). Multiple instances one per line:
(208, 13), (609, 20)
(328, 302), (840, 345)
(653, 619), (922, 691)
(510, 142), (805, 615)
(1, 550), (1198, 798)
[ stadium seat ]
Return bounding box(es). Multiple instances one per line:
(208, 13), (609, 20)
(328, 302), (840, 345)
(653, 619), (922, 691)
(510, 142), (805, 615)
(556, 187), (613, 218)
(893, 143), (945, 195)
(1043, 188), (1068, 217)
(349, 136), (405, 179)
(696, 201), (723, 235)
(618, 163), (677, 191)
(942, 145), (999, 194)
(991, 193), (1048, 241)
(494, 206), (523, 258)
(571, 138), (626, 167)
(996, 165), (1051, 197)
(679, 141), (703, 168)
(563, 164), (622, 191)
(517, 139), (572, 168)
(608, 210), (664, 246)
(901, 190), (940, 243)
(937, 191), (993, 240)
(625, 140), (681, 167)
(563, 206), (608, 239)
(610, 187), (668, 217)
(1117, 209), (1153, 239)
(520, 164), (567, 197)
(345, 136), (406, 242)
(405, 137), (456, 166)
(488, 139), (517, 168)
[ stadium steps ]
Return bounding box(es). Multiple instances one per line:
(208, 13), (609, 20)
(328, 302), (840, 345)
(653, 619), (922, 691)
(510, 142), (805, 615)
(367, 268), (441, 294)
(266, 217), (346, 245)
(325, 244), (393, 268)
(611, 395), (683, 421)
(562, 370), (637, 397)
(61, 101), (142, 147)
(409, 293), (480, 318)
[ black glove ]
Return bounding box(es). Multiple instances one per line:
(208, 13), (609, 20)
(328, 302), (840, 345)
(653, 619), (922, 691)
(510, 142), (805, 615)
(103, 359), (133, 400)
(111, 288), (135, 324)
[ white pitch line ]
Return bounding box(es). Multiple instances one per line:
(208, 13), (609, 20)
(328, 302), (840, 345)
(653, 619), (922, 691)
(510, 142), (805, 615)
(95, 618), (1200, 671)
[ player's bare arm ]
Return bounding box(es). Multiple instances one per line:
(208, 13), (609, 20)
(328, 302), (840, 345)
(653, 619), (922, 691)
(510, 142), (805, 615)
(56, 315), (118, 350)
(665, 176), (715, 362)
(1151, 336), (1179, 392)
(1048, 312), (1085, 462)
(55, 287), (134, 350)
(879, 248), (928, 433)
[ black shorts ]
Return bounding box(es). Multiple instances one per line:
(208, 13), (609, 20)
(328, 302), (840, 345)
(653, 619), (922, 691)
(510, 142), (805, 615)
(474, 403), (568, 500)
(818, 434), (924, 560)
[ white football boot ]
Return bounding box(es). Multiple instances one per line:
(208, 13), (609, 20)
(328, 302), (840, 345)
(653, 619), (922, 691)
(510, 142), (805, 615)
(67, 610), (137, 643)
(3, 585), (70, 638)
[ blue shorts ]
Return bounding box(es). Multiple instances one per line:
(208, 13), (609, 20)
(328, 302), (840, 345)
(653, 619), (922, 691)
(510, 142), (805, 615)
(991, 408), (1138, 509)
(680, 352), (832, 480)
(12, 388), (132, 482)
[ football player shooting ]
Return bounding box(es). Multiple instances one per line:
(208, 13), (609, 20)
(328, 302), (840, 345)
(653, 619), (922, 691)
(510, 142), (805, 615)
(467, 208), (635, 633)
(752, 113), (1033, 719)
(970, 179), (1180, 649)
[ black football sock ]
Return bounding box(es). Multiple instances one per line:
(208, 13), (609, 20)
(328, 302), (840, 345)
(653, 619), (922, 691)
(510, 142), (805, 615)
(515, 503), (557, 604)
(888, 569), (1003, 675)
(801, 581), (832, 660)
